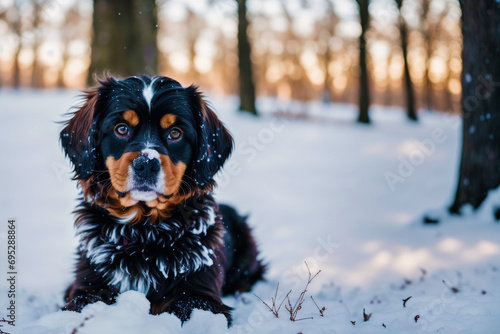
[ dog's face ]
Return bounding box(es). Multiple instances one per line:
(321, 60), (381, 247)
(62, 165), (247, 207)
(61, 75), (232, 223)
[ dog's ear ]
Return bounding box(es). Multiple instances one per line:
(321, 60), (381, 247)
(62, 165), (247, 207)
(186, 86), (233, 190)
(60, 88), (100, 179)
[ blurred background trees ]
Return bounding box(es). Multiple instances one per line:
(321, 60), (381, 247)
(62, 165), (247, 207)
(88, 0), (158, 83)
(0, 0), (462, 113)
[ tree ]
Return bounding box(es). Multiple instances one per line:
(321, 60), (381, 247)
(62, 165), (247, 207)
(30, 0), (45, 88)
(185, 7), (203, 84)
(88, 0), (157, 83)
(236, 0), (257, 115)
(418, 0), (450, 112)
(395, 0), (417, 121)
(318, 0), (339, 104)
(4, 2), (23, 88)
(420, 0), (433, 111)
(280, 2), (309, 102)
(356, 0), (370, 124)
(57, 4), (84, 88)
(447, 0), (500, 216)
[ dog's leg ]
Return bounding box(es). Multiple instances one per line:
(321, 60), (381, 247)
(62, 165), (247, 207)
(162, 295), (232, 325)
(150, 248), (232, 326)
(219, 204), (266, 295)
(63, 256), (117, 312)
(63, 292), (115, 312)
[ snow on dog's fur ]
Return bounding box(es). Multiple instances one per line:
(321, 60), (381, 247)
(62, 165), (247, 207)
(60, 75), (265, 326)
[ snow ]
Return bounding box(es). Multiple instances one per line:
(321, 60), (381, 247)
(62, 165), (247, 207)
(141, 148), (160, 160)
(1, 90), (499, 333)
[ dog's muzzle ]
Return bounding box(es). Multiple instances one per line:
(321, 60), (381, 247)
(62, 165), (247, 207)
(127, 150), (165, 202)
(132, 155), (161, 184)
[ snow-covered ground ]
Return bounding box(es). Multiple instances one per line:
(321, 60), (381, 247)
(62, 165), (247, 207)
(0, 90), (499, 334)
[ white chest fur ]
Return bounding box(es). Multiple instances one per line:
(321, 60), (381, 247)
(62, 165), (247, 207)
(76, 206), (217, 295)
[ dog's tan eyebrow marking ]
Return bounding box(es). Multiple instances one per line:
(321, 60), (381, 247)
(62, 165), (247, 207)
(160, 114), (176, 129)
(123, 110), (140, 126)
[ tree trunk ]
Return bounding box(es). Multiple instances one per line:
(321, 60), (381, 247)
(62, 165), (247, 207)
(449, 0), (500, 214)
(236, 0), (257, 115)
(421, 0), (433, 111)
(322, 40), (332, 104)
(12, 47), (21, 89)
(31, 0), (44, 88)
(356, 0), (370, 124)
(423, 40), (433, 111)
(384, 55), (393, 106)
(322, 1), (337, 104)
(57, 46), (70, 88)
(186, 8), (200, 84)
(88, 0), (158, 83)
(11, 5), (22, 89)
(396, 0), (418, 121)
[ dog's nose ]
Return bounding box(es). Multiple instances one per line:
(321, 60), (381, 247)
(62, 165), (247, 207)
(132, 155), (160, 180)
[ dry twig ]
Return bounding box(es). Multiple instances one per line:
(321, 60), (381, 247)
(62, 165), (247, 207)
(310, 296), (326, 317)
(402, 296), (412, 307)
(363, 308), (372, 322)
(254, 282), (291, 318)
(284, 262), (321, 322)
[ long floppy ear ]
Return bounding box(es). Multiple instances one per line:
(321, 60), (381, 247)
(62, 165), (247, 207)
(60, 88), (100, 179)
(187, 86), (233, 190)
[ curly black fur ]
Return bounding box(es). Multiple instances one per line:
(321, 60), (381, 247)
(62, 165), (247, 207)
(61, 75), (265, 326)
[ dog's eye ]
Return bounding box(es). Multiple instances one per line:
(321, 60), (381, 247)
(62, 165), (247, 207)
(167, 128), (183, 141)
(114, 123), (130, 137)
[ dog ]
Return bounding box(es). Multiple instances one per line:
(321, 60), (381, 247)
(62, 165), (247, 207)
(60, 75), (265, 325)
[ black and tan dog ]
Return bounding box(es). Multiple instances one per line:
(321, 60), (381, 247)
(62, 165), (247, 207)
(60, 75), (264, 325)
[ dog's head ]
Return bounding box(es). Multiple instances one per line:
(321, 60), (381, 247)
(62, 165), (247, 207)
(61, 75), (233, 223)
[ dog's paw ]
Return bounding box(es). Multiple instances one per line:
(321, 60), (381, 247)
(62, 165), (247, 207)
(63, 294), (106, 312)
(165, 296), (232, 326)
